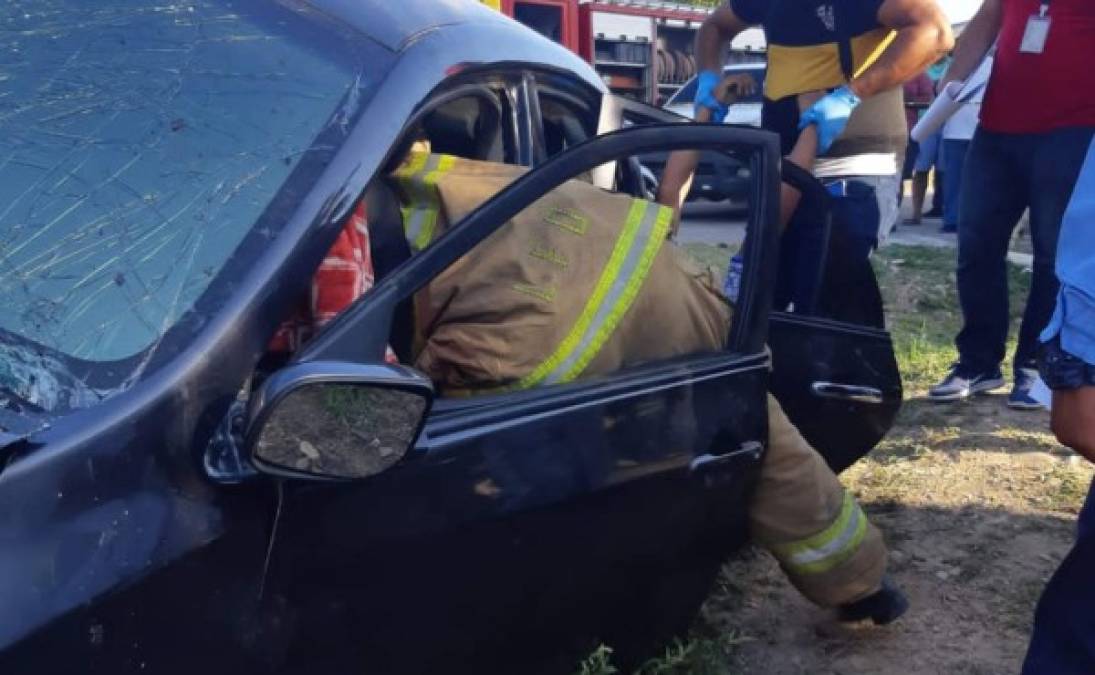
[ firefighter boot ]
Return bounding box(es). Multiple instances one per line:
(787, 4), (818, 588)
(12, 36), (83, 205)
(837, 574), (909, 625)
(750, 396), (891, 609)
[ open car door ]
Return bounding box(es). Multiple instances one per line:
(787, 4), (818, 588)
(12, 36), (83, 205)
(255, 123), (784, 674)
(767, 162), (902, 472)
(615, 97), (902, 473)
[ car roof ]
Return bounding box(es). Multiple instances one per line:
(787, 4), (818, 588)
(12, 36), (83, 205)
(310, 0), (514, 52)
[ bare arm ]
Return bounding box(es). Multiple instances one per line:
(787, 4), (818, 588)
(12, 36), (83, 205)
(659, 93), (823, 235)
(696, 3), (751, 72)
(657, 74), (755, 235)
(848, 0), (954, 99)
(778, 92), (824, 226)
(940, 0), (1002, 88)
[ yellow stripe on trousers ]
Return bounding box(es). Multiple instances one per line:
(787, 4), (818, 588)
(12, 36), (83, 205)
(517, 199), (672, 388)
(769, 491), (868, 576)
(396, 153), (455, 251)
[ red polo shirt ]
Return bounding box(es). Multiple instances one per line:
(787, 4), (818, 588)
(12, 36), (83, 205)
(980, 0), (1095, 134)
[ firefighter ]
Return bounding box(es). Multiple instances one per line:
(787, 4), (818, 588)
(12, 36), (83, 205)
(393, 111), (906, 623)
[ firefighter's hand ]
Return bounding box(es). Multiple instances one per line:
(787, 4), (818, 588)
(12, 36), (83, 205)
(695, 70), (729, 123)
(798, 86), (861, 153)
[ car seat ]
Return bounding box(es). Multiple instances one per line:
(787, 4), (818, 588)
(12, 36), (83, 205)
(421, 97), (504, 162)
(364, 179), (415, 362)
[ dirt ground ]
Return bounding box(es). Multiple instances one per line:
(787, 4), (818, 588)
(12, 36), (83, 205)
(644, 244), (1094, 675)
(704, 394), (1091, 675)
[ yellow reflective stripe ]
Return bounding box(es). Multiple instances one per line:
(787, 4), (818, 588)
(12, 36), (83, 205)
(557, 202), (670, 383)
(396, 153), (455, 250)
(771, 492), (868, 576)
(517, 199), (670, 389)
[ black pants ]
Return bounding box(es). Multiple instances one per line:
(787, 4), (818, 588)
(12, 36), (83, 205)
(955, 127), (1094, 376)
(1023, 481), (1095, 674)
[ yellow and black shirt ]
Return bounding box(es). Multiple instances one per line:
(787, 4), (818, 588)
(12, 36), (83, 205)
(729, 0), (907, 168)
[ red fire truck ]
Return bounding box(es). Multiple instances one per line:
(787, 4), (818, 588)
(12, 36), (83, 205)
(483, 0), (764, 106)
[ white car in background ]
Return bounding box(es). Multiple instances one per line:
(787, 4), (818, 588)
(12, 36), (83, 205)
(664, 62), (766, 127)
(651, 62), (767, 203)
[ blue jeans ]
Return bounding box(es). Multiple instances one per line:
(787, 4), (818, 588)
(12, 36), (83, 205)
(955, 127), (1094, 376)
(941, 139), (969, 230)
(1022, 481), (1095, 674)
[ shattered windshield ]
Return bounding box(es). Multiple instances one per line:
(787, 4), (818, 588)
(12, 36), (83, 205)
(0, 0), (383, 414)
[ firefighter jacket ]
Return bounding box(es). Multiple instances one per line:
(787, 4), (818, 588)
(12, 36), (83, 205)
(392, 153), (732, 395)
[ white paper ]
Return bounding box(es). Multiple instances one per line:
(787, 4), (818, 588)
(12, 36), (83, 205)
(911, 81), (964, 142)
(910, 52), (994, 142)
(1030, 376), (1053, 409)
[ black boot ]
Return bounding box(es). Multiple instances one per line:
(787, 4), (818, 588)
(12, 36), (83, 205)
(837, 575), (909, 625)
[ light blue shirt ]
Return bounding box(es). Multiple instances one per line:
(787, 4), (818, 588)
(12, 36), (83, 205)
(1041, 137), (1095, 365)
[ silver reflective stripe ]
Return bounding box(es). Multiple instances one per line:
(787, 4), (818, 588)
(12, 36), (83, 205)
(541, 201), (662, 386)
(787, 501), (863, 567)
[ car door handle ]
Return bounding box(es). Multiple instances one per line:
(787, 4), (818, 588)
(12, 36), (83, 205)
(810, 381), (885, 405)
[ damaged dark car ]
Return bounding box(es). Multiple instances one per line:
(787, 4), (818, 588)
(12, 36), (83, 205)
(0, 1), (902, 673)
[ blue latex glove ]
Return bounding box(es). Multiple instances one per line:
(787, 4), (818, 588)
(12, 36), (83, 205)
(798, 86), (861, 153)
(694, 70), (729, 124)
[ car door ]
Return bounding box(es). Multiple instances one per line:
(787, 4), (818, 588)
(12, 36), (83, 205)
(766, 163), (902, 473)
(611, 97), (902, 473)
(263, 122), (783, 674)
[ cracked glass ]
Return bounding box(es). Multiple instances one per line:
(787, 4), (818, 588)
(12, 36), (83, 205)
(0, 0), (382, 415)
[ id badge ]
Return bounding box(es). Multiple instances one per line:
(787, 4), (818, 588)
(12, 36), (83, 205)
(1019, 15), (1051, 54)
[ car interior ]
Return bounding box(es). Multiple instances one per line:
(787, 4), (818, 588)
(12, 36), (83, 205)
(264, 86), (733, 402)
(264, 81), (883, 402)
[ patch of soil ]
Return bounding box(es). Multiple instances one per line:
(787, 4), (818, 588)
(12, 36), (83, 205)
(700, 394), (1092, 674)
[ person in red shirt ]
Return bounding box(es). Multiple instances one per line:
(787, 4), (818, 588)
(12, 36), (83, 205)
(928, 0), (1095, 409)
(269, 197), (398, 363)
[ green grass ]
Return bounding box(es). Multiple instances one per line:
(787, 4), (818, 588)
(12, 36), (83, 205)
(680, 242), (736, 274)
(678, 241), (1035, 393)
(574, 635), (749, 675)
(871, 245), (1031, 392)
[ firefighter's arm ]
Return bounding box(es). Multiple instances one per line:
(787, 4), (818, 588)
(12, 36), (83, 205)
(847, 0), (954, 99)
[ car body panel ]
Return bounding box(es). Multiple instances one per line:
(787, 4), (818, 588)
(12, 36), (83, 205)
(0, 3), (898, 673)
(0, 1), (603, 668)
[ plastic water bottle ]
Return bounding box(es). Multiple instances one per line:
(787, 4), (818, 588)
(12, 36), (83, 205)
(723, 254), (743, 302)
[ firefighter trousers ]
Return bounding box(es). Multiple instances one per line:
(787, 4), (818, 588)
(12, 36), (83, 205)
(750, 395), (888, 608)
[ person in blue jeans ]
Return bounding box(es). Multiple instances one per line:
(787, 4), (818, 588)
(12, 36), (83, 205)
(1022, 133), (1095, 675)
(938, 54), (989, 234)
(928, 0), (1095, 408)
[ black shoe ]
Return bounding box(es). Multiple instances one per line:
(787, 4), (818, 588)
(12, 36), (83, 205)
(923, 207), (944, 218)
(940, 224), (957, 233)
(838, 576), (909, 625)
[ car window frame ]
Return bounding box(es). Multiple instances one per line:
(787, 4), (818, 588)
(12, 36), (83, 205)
(294, 122), (782, 370)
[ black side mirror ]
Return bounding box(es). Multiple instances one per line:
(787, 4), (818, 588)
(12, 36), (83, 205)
(245, 362), (433, 481)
